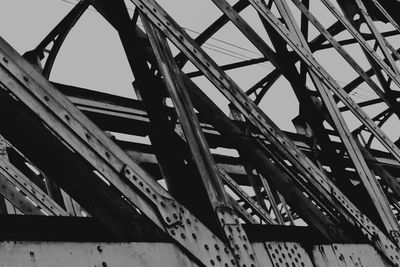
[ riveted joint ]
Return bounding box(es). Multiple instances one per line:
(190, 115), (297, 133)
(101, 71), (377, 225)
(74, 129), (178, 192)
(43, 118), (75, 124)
(121, 165), (180, 226)
(390, 230), (400, 247)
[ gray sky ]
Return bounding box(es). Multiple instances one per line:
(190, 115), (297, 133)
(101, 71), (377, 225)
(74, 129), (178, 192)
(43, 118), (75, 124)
(0, 0), (399, 144)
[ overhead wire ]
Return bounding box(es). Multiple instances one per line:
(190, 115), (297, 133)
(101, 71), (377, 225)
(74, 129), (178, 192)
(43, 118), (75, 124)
(202, 44), (250, 61)
(336, 80), (377, 101)
(57, 0), (273, 70)
(351, 92), (371, 101)
(183, 27), (265, 58)
(136, 21), (274, 70)
(57, 0), (390, 103)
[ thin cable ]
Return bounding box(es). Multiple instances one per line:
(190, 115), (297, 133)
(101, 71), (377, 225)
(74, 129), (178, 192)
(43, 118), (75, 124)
(57, 0), (388, 99)
(201, 45), (273, 70)
(336, 79), (376, 97)
(351, 91), (371, 101)
(202, 45), (249, 61)
(202, 42), (274, 69)
(135, 21), (273, 69)
(183, 27), (264, 57)
(58, 0), (267, 63)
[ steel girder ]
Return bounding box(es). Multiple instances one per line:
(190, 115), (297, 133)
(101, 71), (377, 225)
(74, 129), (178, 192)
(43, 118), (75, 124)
(0, 0), (400, 266)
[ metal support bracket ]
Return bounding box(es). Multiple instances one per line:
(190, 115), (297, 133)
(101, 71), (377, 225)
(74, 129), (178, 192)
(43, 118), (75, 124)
(128, 0), (400, 263)
(122, 165), (180, 226)
(216, 206), (258, 266)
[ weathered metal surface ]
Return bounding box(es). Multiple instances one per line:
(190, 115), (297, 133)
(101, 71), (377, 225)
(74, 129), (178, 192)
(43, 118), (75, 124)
(0, 241), (198, 267)
(0, 241), (393, 267)
(1, 0), (400, 266)
(312, 244), (393, 267)
(264, 242), (314, 267)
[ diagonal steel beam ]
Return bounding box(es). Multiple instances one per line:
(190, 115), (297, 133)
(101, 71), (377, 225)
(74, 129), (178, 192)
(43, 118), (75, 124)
(0, 154), (68, 216)
(291, 0), (400, 118)
(354, 0), (400, 76)
(24, 0), (89, 78)
(175, 0), (249, 68)
(0, 33), (239, 266)
(143, 18), (260, 266)
(129, 0), (400, 262)
(278, 0), (398, 233)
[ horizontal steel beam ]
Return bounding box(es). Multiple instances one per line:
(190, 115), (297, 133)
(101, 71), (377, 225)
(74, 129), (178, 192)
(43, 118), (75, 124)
(0, 240), (391, 267)
(53, 83), (400, 174)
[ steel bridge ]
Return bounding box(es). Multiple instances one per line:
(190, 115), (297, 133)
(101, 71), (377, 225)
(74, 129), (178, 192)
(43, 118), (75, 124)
(0, 0), (400, 266)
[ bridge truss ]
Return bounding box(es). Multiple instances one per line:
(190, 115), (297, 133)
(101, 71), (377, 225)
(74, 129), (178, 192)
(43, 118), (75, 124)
(0, 0), (400, 266)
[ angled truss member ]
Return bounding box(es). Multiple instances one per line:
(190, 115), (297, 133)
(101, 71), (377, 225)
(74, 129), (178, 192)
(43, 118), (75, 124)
(1, 0), (400, 266)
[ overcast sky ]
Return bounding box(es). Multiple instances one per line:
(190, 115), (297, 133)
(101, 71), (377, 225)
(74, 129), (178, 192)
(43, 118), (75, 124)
(0, 0), (399, 143)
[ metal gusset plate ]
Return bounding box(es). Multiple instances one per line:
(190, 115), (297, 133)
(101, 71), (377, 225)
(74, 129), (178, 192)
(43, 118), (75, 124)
(0, 34), (247, 267)
(144, 19), (260, 266)
(129, 0), (400, 263)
